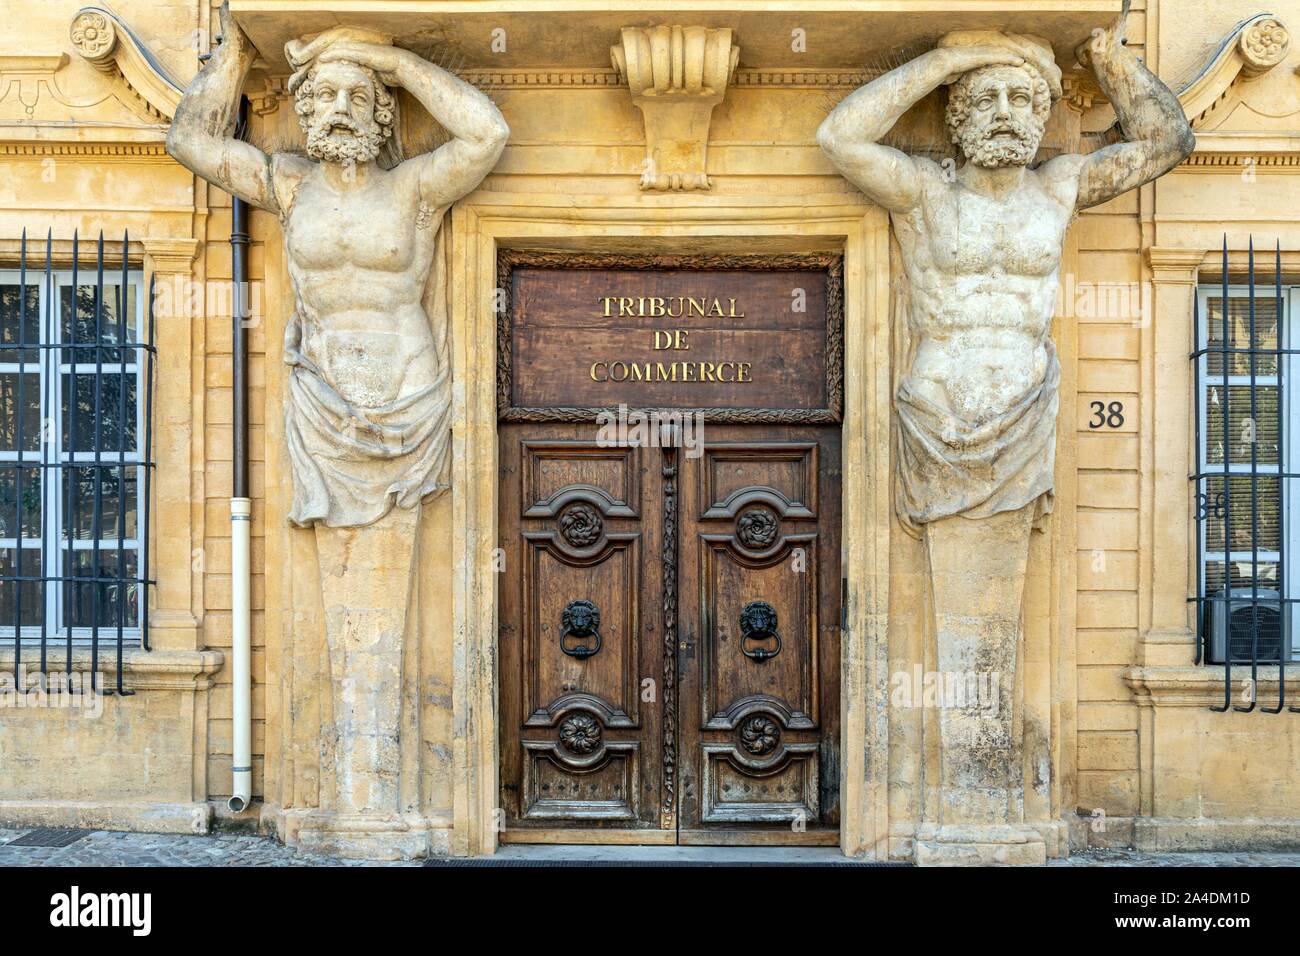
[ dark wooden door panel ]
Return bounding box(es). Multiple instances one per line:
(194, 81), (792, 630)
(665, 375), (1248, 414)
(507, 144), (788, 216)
(677, 427), (841, 833)
(499, 425), (664, 829)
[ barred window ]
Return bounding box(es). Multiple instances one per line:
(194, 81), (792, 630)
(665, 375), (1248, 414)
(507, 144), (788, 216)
(0, 232), (154, 694)
(1193, 242), (1298, 711)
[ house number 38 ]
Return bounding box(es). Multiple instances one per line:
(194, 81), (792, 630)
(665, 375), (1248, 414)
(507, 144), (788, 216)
(1088, 400), (1125, 429)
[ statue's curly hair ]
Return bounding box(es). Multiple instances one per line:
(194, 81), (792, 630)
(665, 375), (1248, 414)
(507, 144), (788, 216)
(944, 65), (1052, 147)
(292, 63), (396, 141)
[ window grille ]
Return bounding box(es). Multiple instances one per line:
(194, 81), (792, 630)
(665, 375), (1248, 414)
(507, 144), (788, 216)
(0, 231), (155, 695)
(1193, 238), (1297, 713)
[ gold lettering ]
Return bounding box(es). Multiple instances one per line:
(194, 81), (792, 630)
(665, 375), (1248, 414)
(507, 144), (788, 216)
(653, 330), (673, 350)
(728, 298), (744, 318)
(647, 297), (666, 317)
(666, 297), (684, 318)
(600, 297), (615, 317)
(716, 362), (735, 382)
(656, 362), (677, 381)
(674, 329), (689, 350)
(629, 362), (650, 381)
(609, 361), (629, 382)
(618, 297), (635, 317)
(707, 298), (725, 317)
(681, 362), (697, 382)
(590, 362), (608, 381)
(701, 362), (717, 383)
(737, 362), (752, 382)
(686, 297), (706, 317)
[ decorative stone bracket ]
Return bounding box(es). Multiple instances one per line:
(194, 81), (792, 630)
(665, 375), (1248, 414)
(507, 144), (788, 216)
(1177, 13), (1290, 128)
(610, 25), (739, 191)
(69, 6), (182, 121)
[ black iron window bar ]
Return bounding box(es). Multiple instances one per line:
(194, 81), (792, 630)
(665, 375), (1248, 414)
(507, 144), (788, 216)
(3, 230), (155, 696)
(1191, 237), (1296, 713)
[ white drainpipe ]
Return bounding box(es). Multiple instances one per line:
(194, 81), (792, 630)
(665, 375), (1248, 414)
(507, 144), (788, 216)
(229, 496), (252, 813)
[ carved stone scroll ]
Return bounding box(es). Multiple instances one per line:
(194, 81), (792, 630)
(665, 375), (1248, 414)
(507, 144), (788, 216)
(611, 25), (739, 190)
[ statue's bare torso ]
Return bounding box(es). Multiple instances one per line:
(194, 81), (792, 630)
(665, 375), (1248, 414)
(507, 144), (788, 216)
(895, 160), (1077, 423)
(279, 160), (444, 409)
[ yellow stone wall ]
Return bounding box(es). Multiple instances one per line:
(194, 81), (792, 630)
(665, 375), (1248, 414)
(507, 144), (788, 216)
(1, 0), (1299, 853)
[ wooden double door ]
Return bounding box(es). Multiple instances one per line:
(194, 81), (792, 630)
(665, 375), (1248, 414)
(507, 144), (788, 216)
(498, 422), (841, 843)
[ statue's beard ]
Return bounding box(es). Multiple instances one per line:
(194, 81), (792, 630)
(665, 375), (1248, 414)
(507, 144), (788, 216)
(958, 119), (1042, 168)
(304, 120), (386, 166)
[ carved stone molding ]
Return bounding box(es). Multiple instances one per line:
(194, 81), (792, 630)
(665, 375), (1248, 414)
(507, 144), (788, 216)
(1177, 13), (1291, 129)
(610, 25), (739, 190)
(454, 67), (874, 92)
(69, 6), (182, 121)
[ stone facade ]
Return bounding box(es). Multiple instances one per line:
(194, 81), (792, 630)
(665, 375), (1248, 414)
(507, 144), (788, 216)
(1, 0), (1300, 861)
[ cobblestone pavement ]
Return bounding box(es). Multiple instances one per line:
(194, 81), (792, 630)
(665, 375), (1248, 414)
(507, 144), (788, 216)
(2, 828), (1300, 866)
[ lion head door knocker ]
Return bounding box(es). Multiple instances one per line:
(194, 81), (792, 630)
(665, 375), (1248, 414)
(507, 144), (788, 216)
(739, 601), (781, 662)
(560, 599), (602, 659)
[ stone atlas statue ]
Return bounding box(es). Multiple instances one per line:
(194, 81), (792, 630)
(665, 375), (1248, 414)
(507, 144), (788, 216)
(818, 6), (1193, 863)
(167, 3), (508, 849)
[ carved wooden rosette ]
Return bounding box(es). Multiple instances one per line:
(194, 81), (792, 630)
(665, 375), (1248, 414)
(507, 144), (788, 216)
(611, 25), (740, 190)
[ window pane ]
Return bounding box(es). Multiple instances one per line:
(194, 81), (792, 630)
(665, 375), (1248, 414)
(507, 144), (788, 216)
(0, 547), (43, 628)
(1202, 475), (1281, 554)
(63, 548), (138, 628)
(63, 465), (137, 541)
(1205, 293), (1281, 376)
(61, 372), (137, 453)
(60, 283), (137, 363)
(1204, 558), (1282, 596)
(0, 464), (41, 539)
(0, 283), (41, 364)
(0, 373), (42, 453)
(1203, 384), (1280, 466)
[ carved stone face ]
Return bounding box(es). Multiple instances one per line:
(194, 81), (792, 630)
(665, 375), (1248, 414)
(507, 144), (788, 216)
(294, 60), (395, 165)
(946, 64), (1051, 168)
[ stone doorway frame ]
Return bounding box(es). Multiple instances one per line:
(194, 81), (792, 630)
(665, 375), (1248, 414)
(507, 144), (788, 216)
(446, 192), (893, 857)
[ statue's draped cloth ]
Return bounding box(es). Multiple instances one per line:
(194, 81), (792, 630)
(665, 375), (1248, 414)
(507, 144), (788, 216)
(282, 234), (452, 529)
(895, 339), (1058, 536)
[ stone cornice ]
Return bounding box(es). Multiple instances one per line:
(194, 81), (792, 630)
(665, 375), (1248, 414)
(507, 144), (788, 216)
(69, 7), (183, 122)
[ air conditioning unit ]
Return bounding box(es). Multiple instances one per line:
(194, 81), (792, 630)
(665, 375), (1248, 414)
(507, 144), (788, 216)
(1204, 588), (1292, 664)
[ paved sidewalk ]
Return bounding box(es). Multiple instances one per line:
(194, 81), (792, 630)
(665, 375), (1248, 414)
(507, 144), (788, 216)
(2, 828), (1299, 866)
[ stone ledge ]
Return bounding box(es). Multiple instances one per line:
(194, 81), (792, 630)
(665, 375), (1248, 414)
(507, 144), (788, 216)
(1126, 665), (1300, 707)
(0, 800), (211, 834)
(0, 647), (224, 692)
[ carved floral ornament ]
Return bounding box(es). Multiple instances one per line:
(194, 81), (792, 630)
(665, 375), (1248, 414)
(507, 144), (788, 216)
(739, 715), (780, 756)
(736, 505), (779, 550)
(559, 502), (603, 548)
(1238, 17), (1290, 74)
(69, 10), (115, 62)
(559, 713), (602, 755)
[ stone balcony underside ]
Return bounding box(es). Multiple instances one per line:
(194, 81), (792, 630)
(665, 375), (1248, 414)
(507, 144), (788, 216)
(229, 1), (1123, 73)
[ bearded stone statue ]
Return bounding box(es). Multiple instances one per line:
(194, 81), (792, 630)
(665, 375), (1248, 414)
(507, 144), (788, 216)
(166, 3), (508, 855)
(818, 10), (1193, 864)
(168, 4), (508, 529)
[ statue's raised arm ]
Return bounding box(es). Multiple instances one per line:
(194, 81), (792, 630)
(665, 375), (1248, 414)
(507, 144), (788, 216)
(1054, 7), (1196, 208)
(166, 3), (278, 212)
